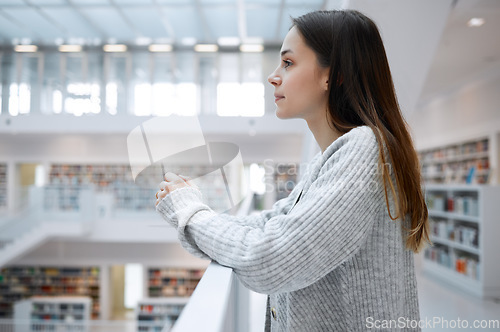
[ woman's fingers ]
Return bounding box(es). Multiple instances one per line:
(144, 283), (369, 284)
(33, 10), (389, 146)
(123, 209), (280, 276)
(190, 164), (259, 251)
(156, 172), (192, 206)
(178, 174), (198, 189)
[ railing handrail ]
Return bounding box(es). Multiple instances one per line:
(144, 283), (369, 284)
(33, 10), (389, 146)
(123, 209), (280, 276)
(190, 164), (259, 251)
(170, 262), (236, 332)
(169, 191), (256, 332)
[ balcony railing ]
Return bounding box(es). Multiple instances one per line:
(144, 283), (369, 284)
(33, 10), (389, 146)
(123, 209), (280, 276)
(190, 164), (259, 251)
(169, 192), (267, 332)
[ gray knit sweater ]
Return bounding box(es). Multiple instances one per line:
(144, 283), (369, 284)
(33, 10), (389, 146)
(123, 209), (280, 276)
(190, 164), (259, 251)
(156, 126), (421, 331)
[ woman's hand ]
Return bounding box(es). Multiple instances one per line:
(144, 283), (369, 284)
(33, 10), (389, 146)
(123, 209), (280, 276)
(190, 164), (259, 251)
(155, 172), (196, 207)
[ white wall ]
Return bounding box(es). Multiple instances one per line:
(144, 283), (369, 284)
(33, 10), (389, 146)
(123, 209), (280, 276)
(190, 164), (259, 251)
(408, 71), (500, 150)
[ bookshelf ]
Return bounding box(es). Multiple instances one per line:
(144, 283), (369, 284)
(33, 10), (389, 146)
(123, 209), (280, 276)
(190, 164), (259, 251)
(136, 297), (189, 332)
(0, 266), (100, 319)
(147, 267), (205, 298)
(0, 163), (7, 209)
(418, 136), (496, 184)
(422, 184), (500, 299)
(48, 163), (235, 212)
(14, 296), (91, 332)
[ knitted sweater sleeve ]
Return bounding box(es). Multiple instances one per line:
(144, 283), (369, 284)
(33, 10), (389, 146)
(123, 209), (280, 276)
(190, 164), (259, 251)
(156, 128), (384, 294)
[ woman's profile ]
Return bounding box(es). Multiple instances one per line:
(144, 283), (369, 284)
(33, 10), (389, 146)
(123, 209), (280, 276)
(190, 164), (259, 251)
(155, 9), (430, 332)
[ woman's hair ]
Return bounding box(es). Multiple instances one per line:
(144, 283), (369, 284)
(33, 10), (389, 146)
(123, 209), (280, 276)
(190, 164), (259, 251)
(292, 10), (431, 253)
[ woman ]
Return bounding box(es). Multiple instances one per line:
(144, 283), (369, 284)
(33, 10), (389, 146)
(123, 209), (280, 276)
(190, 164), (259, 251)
(155, 9), (430, 331)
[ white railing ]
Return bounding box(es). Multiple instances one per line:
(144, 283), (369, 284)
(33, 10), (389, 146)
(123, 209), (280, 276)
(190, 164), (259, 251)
(169, 192), (267, 332)
(0, 185), (95, 239)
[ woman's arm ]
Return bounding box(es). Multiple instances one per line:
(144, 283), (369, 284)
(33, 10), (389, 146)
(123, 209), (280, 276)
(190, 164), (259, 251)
(157, 128), (383, 294)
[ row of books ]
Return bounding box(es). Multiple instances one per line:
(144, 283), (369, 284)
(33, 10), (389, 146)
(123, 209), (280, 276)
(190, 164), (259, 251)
(148, 286), (195, 297)
(0, 266), (100, 319)
(426, 194), (479, 216)
(1, 267), (99, 277)
(138, 304), (184, 315)
(148, 268), (204, 279)
(420, 139), (488, 161)
(424, 247), (480, 280)
(430, 220), (479, 248)
(32, 302), (85, 313)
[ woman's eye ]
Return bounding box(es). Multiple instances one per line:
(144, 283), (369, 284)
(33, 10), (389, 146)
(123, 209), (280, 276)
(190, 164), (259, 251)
(282, 60), (292, 69)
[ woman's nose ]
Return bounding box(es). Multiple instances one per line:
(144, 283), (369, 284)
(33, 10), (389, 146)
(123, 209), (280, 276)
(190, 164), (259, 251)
(267, 70), (281, 86)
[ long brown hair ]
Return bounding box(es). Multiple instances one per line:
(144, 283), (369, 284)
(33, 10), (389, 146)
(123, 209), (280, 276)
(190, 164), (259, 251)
(293, 10), (431, 253)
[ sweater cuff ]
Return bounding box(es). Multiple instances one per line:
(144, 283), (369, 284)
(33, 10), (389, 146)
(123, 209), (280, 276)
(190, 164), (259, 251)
(157, 186), (214, 260)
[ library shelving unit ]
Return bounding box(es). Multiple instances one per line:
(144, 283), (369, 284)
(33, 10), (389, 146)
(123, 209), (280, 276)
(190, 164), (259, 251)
(0, 163), (7, 209)
(14, 296), (91, 332)
(422, 184), (500, 299)
(136, 297), (189, 332)
(0, 266), (100, 319)
(48, 163), (236, 212)
(418, 135), (498, 185)
(146, 267), (205, 298)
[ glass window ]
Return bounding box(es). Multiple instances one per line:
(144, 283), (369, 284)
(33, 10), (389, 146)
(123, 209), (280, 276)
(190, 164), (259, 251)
(8, 53), (40, 116)
(131, 52), (151, 116)
(40, 51), (62, 115)
(105, 53), (130, 115)
(174, 51), (197, 116)
(217, 53), (264, 117)
(151, 53), (173, 116)
(198, 54), (217, 115)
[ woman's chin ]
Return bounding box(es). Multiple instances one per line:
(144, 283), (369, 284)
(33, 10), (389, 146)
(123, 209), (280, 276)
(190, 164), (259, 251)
(275, 108), (290, 119)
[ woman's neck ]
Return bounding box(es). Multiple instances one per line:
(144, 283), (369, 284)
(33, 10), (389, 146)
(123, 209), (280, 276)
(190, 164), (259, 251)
(306, 115), (342, 154)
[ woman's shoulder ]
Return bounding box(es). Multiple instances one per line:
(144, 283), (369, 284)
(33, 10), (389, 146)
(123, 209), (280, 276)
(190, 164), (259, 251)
(323, 125), (378, 159)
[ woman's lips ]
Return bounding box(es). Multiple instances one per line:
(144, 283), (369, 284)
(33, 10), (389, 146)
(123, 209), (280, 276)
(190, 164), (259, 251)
(274, 95), (284, 103)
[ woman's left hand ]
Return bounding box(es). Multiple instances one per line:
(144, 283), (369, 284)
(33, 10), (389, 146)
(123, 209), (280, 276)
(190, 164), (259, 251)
(155, 172), (195, 207)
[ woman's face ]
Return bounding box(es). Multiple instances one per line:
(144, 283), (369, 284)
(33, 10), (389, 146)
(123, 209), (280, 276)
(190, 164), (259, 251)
(268, 26), (330, 122)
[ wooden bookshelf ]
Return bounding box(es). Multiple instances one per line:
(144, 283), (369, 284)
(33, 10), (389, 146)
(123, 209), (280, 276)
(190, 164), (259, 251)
(422, 185), (500, 299)
(0, 163), (7, 209)
(147, 267), (205, 298)
(0, 266), (100, 319)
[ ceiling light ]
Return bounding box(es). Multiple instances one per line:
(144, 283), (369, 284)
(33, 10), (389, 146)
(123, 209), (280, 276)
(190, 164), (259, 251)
(103, 44), (127, 52)
(240, 44), (264, 53)
(194, 44), (219, 52)
(148, 44), (173, 52)
(218, 37), (240, 47)
(59, 45), (82, 52)
(14, 45), (38, 52)
(467, 18), (485, 27)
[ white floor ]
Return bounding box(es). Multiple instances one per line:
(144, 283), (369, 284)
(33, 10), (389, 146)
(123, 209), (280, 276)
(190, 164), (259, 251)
(415, 253), (500, 331)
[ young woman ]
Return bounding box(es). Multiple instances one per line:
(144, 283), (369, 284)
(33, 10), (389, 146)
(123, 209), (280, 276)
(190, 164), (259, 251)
(155, 9), (430, 332)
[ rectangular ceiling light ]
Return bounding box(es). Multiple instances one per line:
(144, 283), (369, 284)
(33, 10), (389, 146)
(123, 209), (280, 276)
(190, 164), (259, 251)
(148, 44), (173, 52)
(240, 44), (264, 53)
(59, 45), (82, 52)
(14, 45), (38, 53)
(103, 44), (128, 52)
(194, 44), (219, 52)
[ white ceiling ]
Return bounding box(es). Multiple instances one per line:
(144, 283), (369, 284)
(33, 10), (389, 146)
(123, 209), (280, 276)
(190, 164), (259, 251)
(0, 0), (335, 46)
(418, 0), (500, 103)
(0, 0), (498, 107)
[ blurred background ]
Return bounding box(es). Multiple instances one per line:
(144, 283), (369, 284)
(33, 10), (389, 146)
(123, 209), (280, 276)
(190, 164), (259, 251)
(0, 0), (499, 331)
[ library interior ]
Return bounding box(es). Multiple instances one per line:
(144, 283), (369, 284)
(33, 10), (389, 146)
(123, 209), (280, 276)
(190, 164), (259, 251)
(0, 0), (500, 331)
